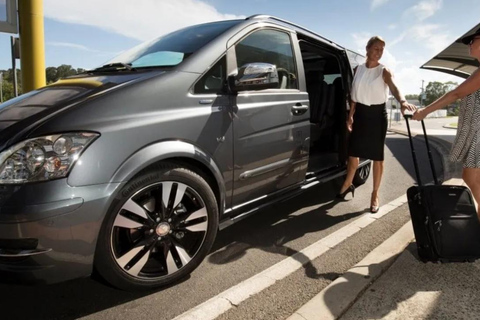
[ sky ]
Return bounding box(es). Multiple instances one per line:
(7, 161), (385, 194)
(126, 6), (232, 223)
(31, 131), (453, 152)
(0, 0), (479, 95)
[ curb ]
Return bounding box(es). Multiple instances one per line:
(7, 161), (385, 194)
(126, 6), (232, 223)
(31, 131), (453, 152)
(172, 194), (409, 320)
(287, 222), (414, 320)
(286, 129), (462, 320)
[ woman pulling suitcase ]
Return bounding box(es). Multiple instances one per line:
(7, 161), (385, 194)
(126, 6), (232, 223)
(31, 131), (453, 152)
(413, 27), (480, 221)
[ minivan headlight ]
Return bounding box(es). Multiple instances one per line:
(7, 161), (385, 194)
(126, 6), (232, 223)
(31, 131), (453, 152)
(0, 132), (99, 184)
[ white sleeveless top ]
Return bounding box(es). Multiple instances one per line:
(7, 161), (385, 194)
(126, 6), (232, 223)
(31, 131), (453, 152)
(351, 63), (389, 105)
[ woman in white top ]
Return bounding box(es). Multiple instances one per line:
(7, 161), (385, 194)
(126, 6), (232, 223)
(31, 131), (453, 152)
(413, 28), (480, 220)
(337, 36), (416, 213)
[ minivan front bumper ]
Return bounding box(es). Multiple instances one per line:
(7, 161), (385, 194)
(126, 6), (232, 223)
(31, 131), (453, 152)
(0, 179), (122, 285)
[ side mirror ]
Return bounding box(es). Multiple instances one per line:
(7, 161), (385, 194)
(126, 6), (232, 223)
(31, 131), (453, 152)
(228, 62), (279, 93)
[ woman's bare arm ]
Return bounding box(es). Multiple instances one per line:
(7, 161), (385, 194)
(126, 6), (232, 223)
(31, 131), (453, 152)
(383, 67), (417, 114)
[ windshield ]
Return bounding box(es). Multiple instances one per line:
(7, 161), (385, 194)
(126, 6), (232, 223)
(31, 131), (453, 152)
(102, 20), (241, 69)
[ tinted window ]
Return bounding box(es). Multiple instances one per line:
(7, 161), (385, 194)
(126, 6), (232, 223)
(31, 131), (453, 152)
(235, 29), (298, 89)
(103, 20), (241, 68)
(194, 56), (226, 94)
(346, 49), (364, 71)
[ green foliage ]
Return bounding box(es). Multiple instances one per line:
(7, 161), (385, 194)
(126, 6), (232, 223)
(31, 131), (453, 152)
(423, 81), (458, 105)
(448, 105), (459, 116)
(46, 64), (85, 84)
(1, 69), (22, 102)
(405, 94), (419, 100)
(1, 65), (85, 103)
(422, 81), (460, 113)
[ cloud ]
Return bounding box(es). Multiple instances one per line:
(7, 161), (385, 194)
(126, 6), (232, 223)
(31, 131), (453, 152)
(49, 42), (100, 52)
(48, 41), (119, 57)
(371, 0), (391, 10)
(44, 0), (245, 41)
(388, 32), (407, 47)
(394, 63), (461, 95)
(352, 32), (372, 50)
(408, 24), (451, 52)
(403, 0), (443, 21)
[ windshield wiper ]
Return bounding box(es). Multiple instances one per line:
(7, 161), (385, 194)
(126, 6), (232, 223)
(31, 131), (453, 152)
(86, 62), (136, 73)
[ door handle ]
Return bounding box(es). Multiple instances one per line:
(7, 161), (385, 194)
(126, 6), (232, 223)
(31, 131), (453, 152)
(291, 104), (309, 115)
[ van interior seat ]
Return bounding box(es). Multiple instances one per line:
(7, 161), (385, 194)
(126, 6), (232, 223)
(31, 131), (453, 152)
(306, 70), (328, 124)
(318, 83), (335, 130)
(332, 77), (344, 122)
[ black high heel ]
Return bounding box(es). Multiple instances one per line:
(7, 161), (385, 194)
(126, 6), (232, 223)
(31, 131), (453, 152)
(336, 185), (355, 199)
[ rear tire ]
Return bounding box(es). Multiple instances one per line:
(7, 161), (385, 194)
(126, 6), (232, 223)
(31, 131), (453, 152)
(94, 163), (218, 291)
(353, 162), (371, 186)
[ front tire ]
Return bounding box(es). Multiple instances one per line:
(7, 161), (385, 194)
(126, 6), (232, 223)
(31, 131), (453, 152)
(94, 163), (219, 291)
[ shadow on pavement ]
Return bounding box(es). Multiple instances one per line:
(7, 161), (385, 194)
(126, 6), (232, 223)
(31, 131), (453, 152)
(209, 178), (366, 281)
(385, 134), (445, 184)
(0, 268), (189, 320)
(338, 243), (480, 319)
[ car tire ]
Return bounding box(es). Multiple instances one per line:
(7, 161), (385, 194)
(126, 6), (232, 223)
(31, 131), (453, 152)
(94, 163), (219, 291)
(352, 162), (371, 187)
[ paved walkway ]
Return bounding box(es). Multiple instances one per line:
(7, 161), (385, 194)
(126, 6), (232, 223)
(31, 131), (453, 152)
(287, 118), (480, 320)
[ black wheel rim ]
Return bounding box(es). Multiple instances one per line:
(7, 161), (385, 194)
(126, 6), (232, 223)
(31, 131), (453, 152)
(358, 164), (370, 180)
(110, 181), (209, 279)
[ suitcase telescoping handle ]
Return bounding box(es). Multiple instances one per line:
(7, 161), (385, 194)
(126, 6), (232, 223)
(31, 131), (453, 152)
(404, 115), (439, 186)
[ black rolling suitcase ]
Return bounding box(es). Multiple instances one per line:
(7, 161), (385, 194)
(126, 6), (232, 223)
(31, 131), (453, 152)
(405, 115), (480, 262)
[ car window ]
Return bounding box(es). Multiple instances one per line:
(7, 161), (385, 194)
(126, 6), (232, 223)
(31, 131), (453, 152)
(346, 49), (364, 71)
(101, 20), (241, 69)
(324, 74), (340, 84)
(235, 29), (298, 89)
(194, 56), (226, 94)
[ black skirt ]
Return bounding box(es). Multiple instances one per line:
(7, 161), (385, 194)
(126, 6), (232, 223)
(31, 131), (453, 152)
(348, 102), (387, 161)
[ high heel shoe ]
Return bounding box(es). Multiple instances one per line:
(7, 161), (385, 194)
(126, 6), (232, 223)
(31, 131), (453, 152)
(370, 195), (380, 213)
(336, 185), (355, 199)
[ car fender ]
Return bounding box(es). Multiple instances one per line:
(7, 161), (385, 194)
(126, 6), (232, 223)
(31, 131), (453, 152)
(107, 140), (226, 213)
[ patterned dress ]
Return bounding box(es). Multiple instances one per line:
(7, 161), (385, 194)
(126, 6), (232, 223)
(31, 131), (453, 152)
(450, 88), (480, 168)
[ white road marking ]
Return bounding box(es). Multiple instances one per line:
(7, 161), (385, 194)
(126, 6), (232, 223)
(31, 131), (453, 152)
(287, 221), (414, 320)
(173, 194), (408, 320)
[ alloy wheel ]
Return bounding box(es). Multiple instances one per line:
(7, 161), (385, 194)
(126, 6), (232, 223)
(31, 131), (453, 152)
(110, 181), (209, 279)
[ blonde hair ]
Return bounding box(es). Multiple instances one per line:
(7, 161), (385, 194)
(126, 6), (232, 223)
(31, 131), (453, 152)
(366, 36), (386, 49)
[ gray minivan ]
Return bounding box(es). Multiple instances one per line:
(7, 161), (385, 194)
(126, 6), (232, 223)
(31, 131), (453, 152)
(0, 15), (370, 290)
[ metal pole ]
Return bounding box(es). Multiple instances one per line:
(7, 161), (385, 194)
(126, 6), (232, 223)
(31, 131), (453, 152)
(389, 102), (393, 128)
(420, 80), (425, 107)
(18, 0), (46, 93)
(0, 73), (3, 103)
(10, 36), (18, 97)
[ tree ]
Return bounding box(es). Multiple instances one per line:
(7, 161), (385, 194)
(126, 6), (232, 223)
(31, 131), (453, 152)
(1, 79), (16, 102)
(422, 81), (460, 115)
(1, 69), (22, 101)
(56, 64), (78, 80)
(405, 94), (419, 100)
(45, 67), (58, 84)
(1, 64), (85, 103)
(424, 81), (452, 105)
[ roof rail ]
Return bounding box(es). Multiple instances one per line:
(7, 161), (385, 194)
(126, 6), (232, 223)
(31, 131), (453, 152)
(246, 14), (272, 20)
(246, 14), (340, 48)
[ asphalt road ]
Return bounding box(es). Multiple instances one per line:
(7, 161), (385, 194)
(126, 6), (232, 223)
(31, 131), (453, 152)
(0, 132), (443, 320)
